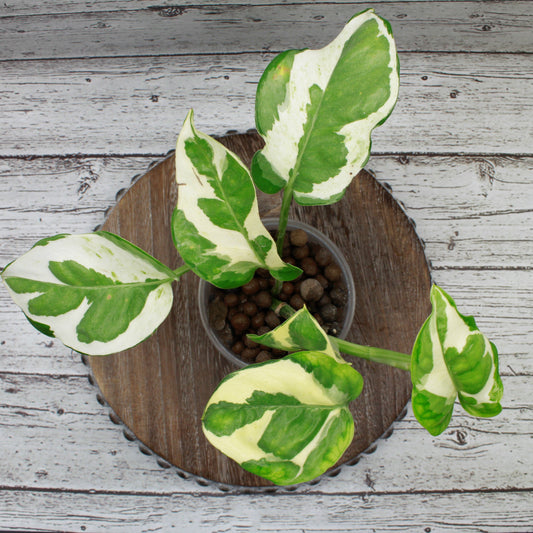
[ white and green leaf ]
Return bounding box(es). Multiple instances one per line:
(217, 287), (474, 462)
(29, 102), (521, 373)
(172, 110), (301, 289)
(252, 8), (399, 205)
(411, 285), (503, 436)
(248, 306), (344, 363)
(1, 232), (175, 356)
(202, 350), (363, 485)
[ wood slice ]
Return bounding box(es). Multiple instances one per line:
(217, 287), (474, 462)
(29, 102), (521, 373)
(89, 132), (431, 487)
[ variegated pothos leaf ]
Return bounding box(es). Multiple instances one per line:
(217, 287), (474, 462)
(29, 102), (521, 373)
(252, 9), (399, 205)
(172, 110), (301, 289)
(248, 306), (344, 363)
(411, 285), (503, 436)
(202, 351), (363, 485)
(1, 232), (175, 356)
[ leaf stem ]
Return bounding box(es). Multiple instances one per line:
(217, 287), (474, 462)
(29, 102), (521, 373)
(271, 298), (411, 371)
(275, 184), (294, 257)
(172, 265), (191, 280)
(272, 185), (294, 295)
(334, 338), (411, 371)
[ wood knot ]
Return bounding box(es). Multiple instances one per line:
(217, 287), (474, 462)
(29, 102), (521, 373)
(152, 6), (186, 17)
(455, 429), (468, 445)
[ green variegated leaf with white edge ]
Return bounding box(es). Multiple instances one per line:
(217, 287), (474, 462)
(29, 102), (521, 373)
(252, 8), (399, 205)
(202, 350), (363, 485)
(172, 110), (301, 289)
(1, 232), (176, 356)
(248, 306), (344, 363)
(411, 285), (503, 436)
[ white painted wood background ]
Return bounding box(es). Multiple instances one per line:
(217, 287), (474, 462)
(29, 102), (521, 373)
(0, 1), (531, 531)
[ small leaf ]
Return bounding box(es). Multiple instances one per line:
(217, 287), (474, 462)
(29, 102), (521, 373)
(202, 351), (363, 485)
(252, 9), (399, 205)
(172, 110), (301, 288)
(248, 306), (344, 363)
(411, 285), (503, 435)
(2, 232), (175, 356)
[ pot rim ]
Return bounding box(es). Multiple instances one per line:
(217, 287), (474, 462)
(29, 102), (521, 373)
(198, 218), (356, 368)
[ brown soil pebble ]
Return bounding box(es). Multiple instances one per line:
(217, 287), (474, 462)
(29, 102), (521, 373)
(300, 278), (324, 302)
(290, 229), (308, 247)
(206, 227), (351, 364)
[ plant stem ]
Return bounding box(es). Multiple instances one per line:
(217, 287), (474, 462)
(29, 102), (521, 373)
(272, 297), (296, 319)
(172, 265), (191, 280)
(275, 184), (294, 256)
(271, 298), (411, 371)
(272, 185), (295, 295)
(334, 338), (411, 371)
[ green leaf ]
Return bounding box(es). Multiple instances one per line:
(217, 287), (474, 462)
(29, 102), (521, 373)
(252, 9), (399, 205)
(248, 306), (344, 363)
(172, 110), (301, 289)
(202, 351), (363, 485)
(411, 285), (503, 435)
(1, 232), (175, 356)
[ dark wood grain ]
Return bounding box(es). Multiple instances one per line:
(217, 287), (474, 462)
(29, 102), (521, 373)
(89, 132), (431, 487)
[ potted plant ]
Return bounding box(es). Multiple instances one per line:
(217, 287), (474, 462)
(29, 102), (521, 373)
(1, 9), (503, 486)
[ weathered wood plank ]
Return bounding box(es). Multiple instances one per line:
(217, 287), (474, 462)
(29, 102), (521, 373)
(1, 156), (530, 375)
(1, 155), (530, 268)
(0, 489), (532, 532)
(0, 0), (481, 17)
(1, 53), (531, 157)
(2, 2), (532, 60)
(0, 0), (529, 527)
(0, 371), (530, 494)
(367, 156), (533, 270)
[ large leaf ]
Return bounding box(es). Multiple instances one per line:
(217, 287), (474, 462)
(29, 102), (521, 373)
(252, 9), (399, 205)
(202, 351), (363, 485)
(411, 285), (503, 436)
(248, 306), (344, 363)
(172, 110), (301, 288)
(1, 232), (175, 356)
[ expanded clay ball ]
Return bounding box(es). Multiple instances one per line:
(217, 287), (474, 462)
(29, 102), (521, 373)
(281, 282), (295, 296)
(230, 312), (250, 331)
(300, 257), (319, 276)
(251, 312), (265, 329)
(243, 301), (258, 316)
(241, 347), (259, 360)
(324, 263), (342, 282)
(256, 350), (272, 363)
(242, 278), (260, 295)
(330, 285), (348, 306)
(300, 278), (324, 302)
(265, 310), (281, 328)
(290, 229), (308, 247)
(231, 340), (244, 354)
(320, 303), (337, 322)
(290, 294), (305, 310)
(315, 247), (332, 267)
(255, 290), (272, 309)
(223, 292), (239, 307)
(292, 244), (310, 260)
(208, 298), (227, 331)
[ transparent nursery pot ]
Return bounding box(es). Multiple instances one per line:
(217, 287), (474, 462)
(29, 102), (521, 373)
(198, 218), (356, 368)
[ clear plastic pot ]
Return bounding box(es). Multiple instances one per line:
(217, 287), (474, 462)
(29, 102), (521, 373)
(198, 218), (356, 368)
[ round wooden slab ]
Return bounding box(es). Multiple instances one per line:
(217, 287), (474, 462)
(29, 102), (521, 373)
(89, 132), (431, 487)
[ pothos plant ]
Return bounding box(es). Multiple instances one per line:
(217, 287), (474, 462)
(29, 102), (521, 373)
(1, 10), (502, 486)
